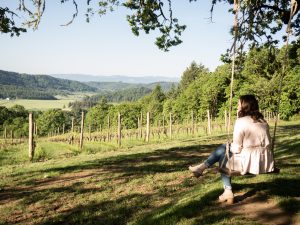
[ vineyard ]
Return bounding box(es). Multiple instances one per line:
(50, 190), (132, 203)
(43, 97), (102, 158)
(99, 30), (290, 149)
(1, 109), (281, 162)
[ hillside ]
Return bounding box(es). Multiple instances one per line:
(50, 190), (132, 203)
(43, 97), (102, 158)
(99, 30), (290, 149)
(0, 70), (177, 100)
(0, 70), (97, 99)
(86, 81), (178, 92)
(51, 74), (180, 83)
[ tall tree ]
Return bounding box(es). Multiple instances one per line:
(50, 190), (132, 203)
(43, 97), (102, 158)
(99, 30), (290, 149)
(179, 61), (209, 90)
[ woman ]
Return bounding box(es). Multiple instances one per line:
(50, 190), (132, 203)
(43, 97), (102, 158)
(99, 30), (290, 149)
(189, 95), (275, 204)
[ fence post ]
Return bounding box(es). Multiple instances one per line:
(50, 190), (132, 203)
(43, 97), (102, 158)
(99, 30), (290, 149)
(146, 112), (150, 142)
(28, 113), (35, 160)
(191, 111), (195, 135)
(118, 113), (121, 147)
(4, 127), (7, 143)
(140, 112), (143, 138)
(63, 123), (65, 134)
(79, 111), (84, 149)
(89, 124), (91, 141)
(71, 117), (74, 133)
(137, 116), (140, 139)
(169, 113), (172, 139)
(33, 122), (36, 136)
(107, 116), (110, 142)
(11, 130), (13, 144)
(207, 110), (211, 135)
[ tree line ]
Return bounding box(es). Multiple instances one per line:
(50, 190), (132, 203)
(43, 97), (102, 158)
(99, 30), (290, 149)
(1, 42), (299, 138)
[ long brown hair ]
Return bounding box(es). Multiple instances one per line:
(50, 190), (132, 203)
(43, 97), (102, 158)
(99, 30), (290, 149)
(238, 95), (265, 122)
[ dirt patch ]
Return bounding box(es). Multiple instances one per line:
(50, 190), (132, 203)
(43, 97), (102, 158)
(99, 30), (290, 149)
(219, 192), (299, 225)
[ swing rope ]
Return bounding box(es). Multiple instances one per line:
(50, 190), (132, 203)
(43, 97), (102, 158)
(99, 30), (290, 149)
(221, 0), (239, 176)
(271, 0), (298, 159)
(221, 0), (297, 176)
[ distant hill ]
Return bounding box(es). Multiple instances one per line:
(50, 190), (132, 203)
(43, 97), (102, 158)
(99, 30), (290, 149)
(69, 82), (179, 109)
(0, 69), (178, 100)
(51, 74), (180, 83)
(81, 86), (153, 105)
(0, 70), (96, 99)
(86, 81), (178, 92)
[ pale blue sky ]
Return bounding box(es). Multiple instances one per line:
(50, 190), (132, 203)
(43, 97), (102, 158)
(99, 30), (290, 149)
(0, 1), (234, 78)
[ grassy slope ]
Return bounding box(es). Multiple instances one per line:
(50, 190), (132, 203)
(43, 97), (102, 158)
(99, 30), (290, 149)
(0, 122), (299, 225)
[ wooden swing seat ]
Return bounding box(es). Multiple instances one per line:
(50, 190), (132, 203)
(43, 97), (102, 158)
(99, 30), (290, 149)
(218, 166), (280, 177)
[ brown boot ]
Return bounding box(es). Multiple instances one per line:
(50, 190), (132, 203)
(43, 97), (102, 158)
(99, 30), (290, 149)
(188, 163), (207, 178)
(218, 189), (234, 204)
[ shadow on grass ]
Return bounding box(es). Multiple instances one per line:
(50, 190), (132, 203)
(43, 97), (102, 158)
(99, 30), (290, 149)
(234, 177), (300, 200)
(9, 143), (220, 188)
(274, 137), (300, 161)
(38, 193), (153, 225)
(37, 188), (228, 225)
(0, 143), (220, 218)
(1, 123), (299, 225)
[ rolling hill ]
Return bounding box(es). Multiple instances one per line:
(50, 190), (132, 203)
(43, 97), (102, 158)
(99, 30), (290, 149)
(0, 70), (97, 99)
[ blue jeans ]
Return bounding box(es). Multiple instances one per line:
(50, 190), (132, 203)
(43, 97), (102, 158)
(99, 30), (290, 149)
(204, 144), (232, 190)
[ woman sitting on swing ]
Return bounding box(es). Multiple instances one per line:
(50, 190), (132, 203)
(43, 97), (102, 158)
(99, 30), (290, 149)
(189, 94), (275, 204)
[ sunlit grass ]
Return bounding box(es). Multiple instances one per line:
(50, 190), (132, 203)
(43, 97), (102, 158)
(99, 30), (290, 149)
(0, 121), (299, 225)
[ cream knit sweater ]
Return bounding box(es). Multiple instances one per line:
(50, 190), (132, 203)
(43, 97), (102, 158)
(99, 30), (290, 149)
(230, 116), (275, 175)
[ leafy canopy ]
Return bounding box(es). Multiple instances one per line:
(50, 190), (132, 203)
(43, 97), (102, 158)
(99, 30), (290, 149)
(1, 1), (299, 51)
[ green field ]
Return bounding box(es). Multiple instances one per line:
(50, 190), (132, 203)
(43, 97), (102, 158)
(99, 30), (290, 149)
(0, 93), (93, 110)
(0, 121), (299, 225)
(0, 99), (73, 110)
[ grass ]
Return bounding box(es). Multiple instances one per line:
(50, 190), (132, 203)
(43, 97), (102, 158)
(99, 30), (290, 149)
(0, 121), (299, 225)
(0, 93), (91, 110)
(0, 99), (73, 110)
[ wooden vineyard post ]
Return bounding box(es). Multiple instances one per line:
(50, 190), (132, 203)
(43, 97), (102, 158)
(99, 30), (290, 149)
(140, 112), (143, 139)
(79, 111), (84, 149)
(146, 112), (150, 142)
(63, 123), (65, 134)
(33, 122), (36, 136)
(169, 113), (172, 139)
(191, 111), (195, 135)
(207, 110), (211, 135)
(89, 124), (91, 141)
(163, 115), (165, 132)
(137, 117), (140, 140)
(4, 127), (6, 143)
(28, 113), (35, 160)
(118, 113), (121, 147)
(71, 118), (74, 133)
(107, 116), (110, 142)
(11, 130), (13, 144)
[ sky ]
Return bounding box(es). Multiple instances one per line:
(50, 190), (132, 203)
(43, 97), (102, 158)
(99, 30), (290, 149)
(0, 1), (234, 78)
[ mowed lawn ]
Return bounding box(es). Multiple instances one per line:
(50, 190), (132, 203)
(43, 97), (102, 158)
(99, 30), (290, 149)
(0, 122), (299, 225)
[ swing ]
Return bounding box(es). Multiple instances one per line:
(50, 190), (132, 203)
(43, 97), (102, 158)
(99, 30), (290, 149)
(218, 0), (298, 177)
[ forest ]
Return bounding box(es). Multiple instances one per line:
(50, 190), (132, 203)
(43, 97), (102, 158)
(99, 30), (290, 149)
(0, 70), (96, 99)
(1, 41), (299, 137)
